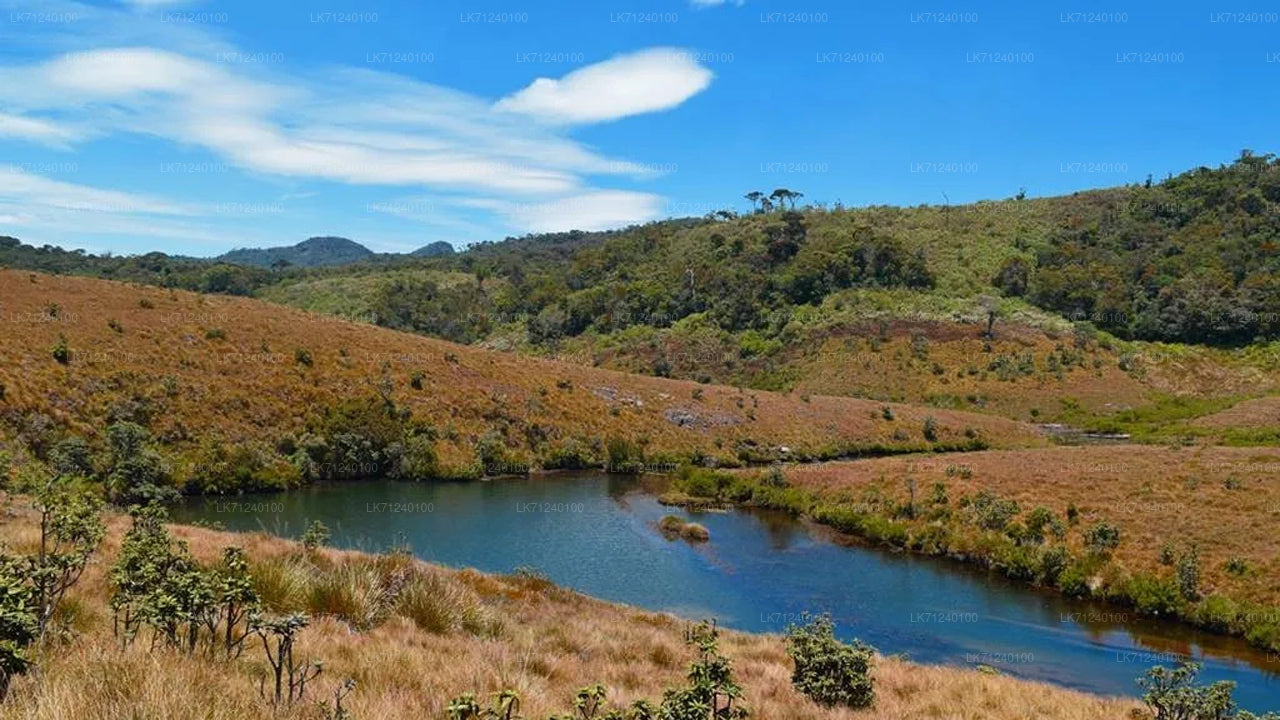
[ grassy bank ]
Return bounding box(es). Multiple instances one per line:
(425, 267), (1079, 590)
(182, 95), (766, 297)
(0, 494), (1144, 720)
(665, 446), (1280, 655)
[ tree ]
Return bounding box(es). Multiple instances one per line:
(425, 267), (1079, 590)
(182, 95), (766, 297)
(743, 191), (764, 213)
(105, 422), (176, 505)
(29, 479), (105, 638)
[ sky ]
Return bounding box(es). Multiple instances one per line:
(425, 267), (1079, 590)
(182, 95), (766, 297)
(0, 0), (1277, 256)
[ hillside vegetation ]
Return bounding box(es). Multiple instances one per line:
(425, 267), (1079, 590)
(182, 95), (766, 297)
(0, 270), (1038, 498)
(5, 154), (1280, 433)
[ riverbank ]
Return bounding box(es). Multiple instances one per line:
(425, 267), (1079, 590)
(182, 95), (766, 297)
(664, 445), (1280, 657)
(0, 496), (1141, 720)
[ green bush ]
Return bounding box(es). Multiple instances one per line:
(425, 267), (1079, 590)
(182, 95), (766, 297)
(1084, 521), (1122, 556)
(785, 614), (875, 709)
(1124, 575), (1183, 616)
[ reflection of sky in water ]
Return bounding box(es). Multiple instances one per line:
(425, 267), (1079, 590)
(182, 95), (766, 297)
(174, 475), (1280, 712)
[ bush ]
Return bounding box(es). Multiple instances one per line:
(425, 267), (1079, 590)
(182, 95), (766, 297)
(785, 614), (875, 709)
(294, 348), (313, 367)
(1125, 575), (1183, 616)
(1137, 663), (1236, 720)
(51, 334), (70, 364)
(1084, 521), (1122, 556)
(301, 520), (330, 551)
(964, 490), (1020, 532)
(922, 416), (939, 442)
(1172, 544), (1201, 601)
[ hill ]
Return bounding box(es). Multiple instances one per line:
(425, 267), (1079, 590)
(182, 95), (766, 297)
(216, 236), (375, 268)
(0, 269), (1041, 498)
(411, 240), (456, 257)
(5, 154), (1280, 435)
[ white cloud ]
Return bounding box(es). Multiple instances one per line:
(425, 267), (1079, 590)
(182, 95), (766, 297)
(495, 48), (713, 124)
(0, 6), (713, 245)
(462, 190), (665, 233)
(0, 112), (80, 146)
(690, 0), (744, 6)
(0, 165), (196, 215)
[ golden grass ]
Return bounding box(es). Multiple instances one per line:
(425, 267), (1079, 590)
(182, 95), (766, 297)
(1191, 396), (1280, 429)
(777, 445), (1280, 609)
(578, 318), (1279, 424)
(0, 498), (1139, 719)
(0, 270), (1043, 475)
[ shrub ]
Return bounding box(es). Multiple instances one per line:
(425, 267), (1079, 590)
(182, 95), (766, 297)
(51, 334), (70, 364)
(964, 490), (1020, 532)
(659, 621), (748, 720)
(0, 556), (36, 701)
(294, 348), (313, 367)
(138, 297), (155, 309)
(105, 422), (177, 505)
(1177, 545), (1201, 601)
(785, 614), (875, 709)
(107, 317), (124, 333)
(1125, 575), (1183, 616)
(1224, 557), (1250, 577)
(205, 327), (227, 340)
(1084, 521), (1121, 556)
(1137, 663), (1236, 720)
(301, 520), (331, 551)
(922, 415), (939, 442)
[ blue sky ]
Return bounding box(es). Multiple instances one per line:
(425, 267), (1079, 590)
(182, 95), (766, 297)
(1, 0), (1277, 256)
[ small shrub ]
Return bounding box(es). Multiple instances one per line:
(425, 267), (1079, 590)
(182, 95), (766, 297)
(107, 318), (124, 333)
(1224, 557), (1250, 577)
(1084, 521), (1121, 556)
(880, 405), (894, 421)
(205, 327), (227, 340)
(301, 520), (331, 551)
(139, 297), (155, 309)
(295, 348), (313, 367)
(410, 371), (425, 390)
(785, 614), (875, 709)
(1137, 663), (1236, 720)
(922, 416), (939, 442)
(51, 334), (71, 364)
(1177, 545), (1201, 601)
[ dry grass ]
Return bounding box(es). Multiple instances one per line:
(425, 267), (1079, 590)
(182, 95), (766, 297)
(0, 498), (1140, 719)
(582, 318), (1280, 425)
(0, 270), (1043, 475)
(778, 445), (1280, 609)
(1191, 396), (1280, 429)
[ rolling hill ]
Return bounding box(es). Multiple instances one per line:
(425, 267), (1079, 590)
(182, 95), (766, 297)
(0, 269), (1042, 497)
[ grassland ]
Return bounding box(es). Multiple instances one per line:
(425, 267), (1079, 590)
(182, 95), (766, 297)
(0, 496), (1140, 720)
(665, 445), (1280, 653)
(0, 269), (1043, 492)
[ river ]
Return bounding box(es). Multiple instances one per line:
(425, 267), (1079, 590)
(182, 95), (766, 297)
(172, 473), (1280, 711)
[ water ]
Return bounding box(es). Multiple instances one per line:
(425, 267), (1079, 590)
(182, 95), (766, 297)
(172, 474), (1280, 711)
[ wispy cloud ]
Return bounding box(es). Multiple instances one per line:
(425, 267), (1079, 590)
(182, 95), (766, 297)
(0, 112), (81, 147)
(0, 3), (715, 246)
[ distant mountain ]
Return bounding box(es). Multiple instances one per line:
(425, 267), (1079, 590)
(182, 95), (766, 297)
(411, 241), (455, 257)
(216, 236), (374, 268)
